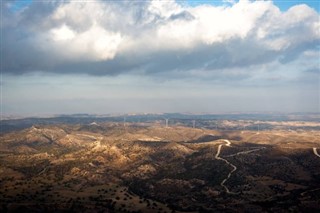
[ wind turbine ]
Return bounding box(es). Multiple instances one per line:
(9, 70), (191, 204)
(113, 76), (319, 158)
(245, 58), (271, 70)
(240, 123), (246, 134)
(192, 120), (196, 129)
(123, 116), (127, 133)
(165, 118), (169, 128)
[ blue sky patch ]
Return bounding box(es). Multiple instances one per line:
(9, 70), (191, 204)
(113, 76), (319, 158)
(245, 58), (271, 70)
(8, 0), (33, 12)
(184, 0), (319, 11)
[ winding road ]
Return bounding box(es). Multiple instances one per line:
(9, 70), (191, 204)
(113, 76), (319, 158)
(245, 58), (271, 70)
(37, 167), (48, 176)
(300, 148), (320, 196)
(313, 148), (320, 158)
(225, 147), (266, 157)
(215, 140), (237, 194)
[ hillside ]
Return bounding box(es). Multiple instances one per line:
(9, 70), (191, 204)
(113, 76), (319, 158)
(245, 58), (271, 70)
(0, 122), (320, 212)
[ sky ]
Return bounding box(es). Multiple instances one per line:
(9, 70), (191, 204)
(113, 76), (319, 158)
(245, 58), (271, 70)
(1, 0), (319, 116)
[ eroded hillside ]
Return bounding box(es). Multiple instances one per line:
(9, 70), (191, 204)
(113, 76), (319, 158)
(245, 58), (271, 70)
(0, 123), (319, 212)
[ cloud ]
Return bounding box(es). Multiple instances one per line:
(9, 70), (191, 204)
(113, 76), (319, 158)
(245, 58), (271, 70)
(1, 0), (319, 78)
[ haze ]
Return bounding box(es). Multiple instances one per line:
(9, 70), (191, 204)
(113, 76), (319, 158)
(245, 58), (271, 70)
(1, 0), (319, 116)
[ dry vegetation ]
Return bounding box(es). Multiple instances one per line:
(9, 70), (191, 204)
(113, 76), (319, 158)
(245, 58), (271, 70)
(0, 121), (320, 212)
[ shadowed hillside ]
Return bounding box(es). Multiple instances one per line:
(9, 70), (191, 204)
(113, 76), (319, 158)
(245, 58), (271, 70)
(1, 122), (320, 212)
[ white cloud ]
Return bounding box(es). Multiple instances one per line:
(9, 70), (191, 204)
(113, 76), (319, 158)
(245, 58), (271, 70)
(148, 0), (182, 18)
(51, 24), (75, 41)
(58, 24), (123, 61)
(1, 0), (319, 77)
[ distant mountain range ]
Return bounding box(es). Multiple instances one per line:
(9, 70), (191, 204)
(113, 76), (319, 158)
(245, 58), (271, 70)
(1, 112), (319, 134)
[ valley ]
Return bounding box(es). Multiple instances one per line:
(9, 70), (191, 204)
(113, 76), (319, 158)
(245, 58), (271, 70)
(0, 118), (320, 212)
